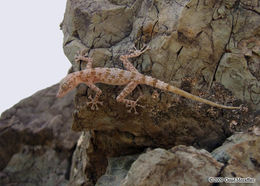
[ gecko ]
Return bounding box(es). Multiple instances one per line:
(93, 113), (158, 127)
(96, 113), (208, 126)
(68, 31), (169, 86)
(56, 46), (240, 114)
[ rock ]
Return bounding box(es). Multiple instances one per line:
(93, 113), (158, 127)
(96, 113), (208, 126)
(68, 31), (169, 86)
(216, 37), (260, 110)
(0, 84), (80, 186)
(69, 131), (140, 186)
(2, 0), (260, 185)
(212, 132), (260, 186)
(61, 0), (260, 111)
(60, 0), (259, 184)
(0, 146), (69, 186)
(212, 133), (257, 163)
(121, 146), (223, 186)
(69, 132), (96, 186)
(96, 154), (139, 186)
(62, 0), (250, 156)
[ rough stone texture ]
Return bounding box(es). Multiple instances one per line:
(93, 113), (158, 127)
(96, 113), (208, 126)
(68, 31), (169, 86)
(69, 132), (97, 186)
(212, 133), (258, 163)
(0, 84), (80, 186)
(95, 154), (139, 186)
(62, 0), (251, 150)
(70, 132), (260, 186)
(215, 2), (260, 111)
(0, 146), (69, 186)
(60, 0), (260, 184)
(212, 132), (260, 186)
(1, 0), (259, 185)
(69, 131), (139, 186)
(121, 146), (223, 186)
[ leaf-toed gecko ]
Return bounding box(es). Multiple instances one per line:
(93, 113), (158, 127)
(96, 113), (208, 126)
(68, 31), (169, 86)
(57, 46), (240, 114)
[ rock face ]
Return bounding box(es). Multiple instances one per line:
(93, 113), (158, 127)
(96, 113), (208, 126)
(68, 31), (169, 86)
(61, 0), (252, 155)
(61, 0), (260, 110)
(2, 0), (259, 186)
(95, 154), (138, 186)
(121, 146), (223, 186)
(212, 133), (260, 186)
(70, 132), (260, 186)
(60, 0), (260, 185)
(0, 84), (80, 186)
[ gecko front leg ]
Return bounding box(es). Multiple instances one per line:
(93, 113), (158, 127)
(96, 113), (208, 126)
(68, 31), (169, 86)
(119, 46), (150, 72)
(85, 83), (103, 110)
(116, 82), (144, 114)
(75, 50), (93, 69)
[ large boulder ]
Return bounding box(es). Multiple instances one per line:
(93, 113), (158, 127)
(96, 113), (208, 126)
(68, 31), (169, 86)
(0, 84), (80, 185)
(60, 0), (259, 184)
(212, 132), (260, 186)
(121, 146), (223, 186)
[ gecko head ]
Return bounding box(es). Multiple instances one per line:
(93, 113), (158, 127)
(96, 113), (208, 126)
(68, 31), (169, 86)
(56, 74), (77, 98)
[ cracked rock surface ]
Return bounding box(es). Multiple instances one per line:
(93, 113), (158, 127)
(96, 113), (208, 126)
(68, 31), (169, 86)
(61, 0), (260, 185)
(121, 146), (223, 186)
(0, 84), (80, 186)
(1, 0), (260, 186)
(212, 132), (260, 186)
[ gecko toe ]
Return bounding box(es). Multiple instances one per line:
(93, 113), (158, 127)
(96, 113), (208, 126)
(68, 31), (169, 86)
(124, 99), (143, 114)
(86, 96), (103, 110)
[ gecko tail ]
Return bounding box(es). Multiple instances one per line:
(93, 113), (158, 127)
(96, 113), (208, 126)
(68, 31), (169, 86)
(144, 76), (240, 109)
(166, 84), (240, 109)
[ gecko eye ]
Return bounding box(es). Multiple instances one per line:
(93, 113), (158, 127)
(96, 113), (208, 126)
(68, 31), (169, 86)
(62, 82), (69, 90)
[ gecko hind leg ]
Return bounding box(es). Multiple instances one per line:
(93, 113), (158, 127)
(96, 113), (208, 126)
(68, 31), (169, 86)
(86, 95), (103, 110)
(116, 82), (144, 114)
(125, 96), (144, 114)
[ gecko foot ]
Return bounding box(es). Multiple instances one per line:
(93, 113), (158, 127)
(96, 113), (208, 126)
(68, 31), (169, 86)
(128, 45), (150, 58)
(125, 96), (144, 114)
(86, 96), (103, 110)
(75, 50), (92, 63)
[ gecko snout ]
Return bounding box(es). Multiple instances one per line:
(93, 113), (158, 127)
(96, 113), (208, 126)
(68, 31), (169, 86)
(56, 91), (63, 98)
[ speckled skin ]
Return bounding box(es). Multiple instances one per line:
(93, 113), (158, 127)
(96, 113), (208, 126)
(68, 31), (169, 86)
(57, 47), (240, 113)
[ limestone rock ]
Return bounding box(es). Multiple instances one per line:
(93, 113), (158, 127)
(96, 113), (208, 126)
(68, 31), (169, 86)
(61, 0), (260, 112)
(212, 133), (260, 186)
(60, 0), (259, 184)
(0, 84), (80, 186)
(0, 146), (69, 186)
(212, 133), (258, 163)
(96, 154), (139, 186)
(69, 132), (96, 186)
(121, 146), (223, 186)
(69, 131), (140, 186)
(3, 0), (260, 185)
(62, 0), (251, 155)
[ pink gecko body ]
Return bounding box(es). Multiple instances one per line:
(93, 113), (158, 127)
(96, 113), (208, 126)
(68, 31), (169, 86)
(57, 47), (240, 114)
